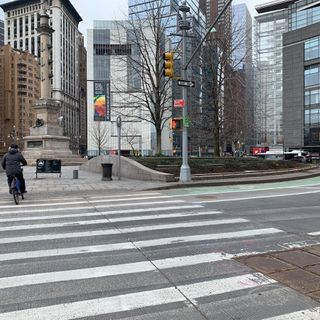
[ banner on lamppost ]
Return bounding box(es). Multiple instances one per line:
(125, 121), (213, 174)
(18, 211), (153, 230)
(93, 81), (110, 121)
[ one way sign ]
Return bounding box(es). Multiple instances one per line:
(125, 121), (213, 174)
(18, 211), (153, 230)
(177, 79), (195, 88)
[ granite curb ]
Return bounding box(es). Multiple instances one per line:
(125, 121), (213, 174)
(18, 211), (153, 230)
(147, 167), (320, 190)
(1, 165), (320, 198)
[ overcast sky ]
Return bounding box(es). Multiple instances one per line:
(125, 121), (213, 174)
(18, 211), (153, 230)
(0, 0), (268, 34)
(71, 0), (268, 34)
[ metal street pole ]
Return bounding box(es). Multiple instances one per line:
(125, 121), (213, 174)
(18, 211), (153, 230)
(179, 2), (191, 183)
(116, 116), (122, 180)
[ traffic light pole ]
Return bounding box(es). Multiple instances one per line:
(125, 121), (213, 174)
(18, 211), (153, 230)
(177, 0), (233, 182)
(179, 3), (191, 182)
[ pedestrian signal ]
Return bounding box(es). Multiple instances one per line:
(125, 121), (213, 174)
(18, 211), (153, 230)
(171, 118), (182, 130)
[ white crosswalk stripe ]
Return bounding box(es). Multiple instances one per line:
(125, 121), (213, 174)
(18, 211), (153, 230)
(0, 228), (283, 262)
(0, 216), (247, 233)
(0, 218), (247, 244)
(0, 193), (165, 209)
(0, 207), (215, 222)
(0, 252), (238, 289)
(0, 273), (276, 320)
(0, 203), (201, 215)
(0, 193), (316, 320)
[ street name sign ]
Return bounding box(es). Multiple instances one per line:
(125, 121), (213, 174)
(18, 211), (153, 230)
(177, 79), (195, 88)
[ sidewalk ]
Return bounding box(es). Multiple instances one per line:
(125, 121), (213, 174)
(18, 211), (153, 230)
(237, 245), (320, 303)
(0, 166), (167, 199)
(1, 165), (320, 198)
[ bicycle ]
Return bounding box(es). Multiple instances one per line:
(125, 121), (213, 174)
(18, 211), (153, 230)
(10, 176), (24, 205)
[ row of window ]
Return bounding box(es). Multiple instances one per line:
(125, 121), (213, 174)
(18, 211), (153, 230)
(305, 37), (320, 61)
(7, 5), (41, 18)
(94, 44), (132, 56)
(290, 5), (320, 30)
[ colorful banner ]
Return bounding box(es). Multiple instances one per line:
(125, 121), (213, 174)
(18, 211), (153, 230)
(94, 81), (110, 121)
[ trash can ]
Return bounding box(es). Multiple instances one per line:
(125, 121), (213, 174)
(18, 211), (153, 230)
(101, 163), (113, 181)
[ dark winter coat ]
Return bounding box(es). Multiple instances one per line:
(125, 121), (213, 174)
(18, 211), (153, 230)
(1, 149), (27, 176)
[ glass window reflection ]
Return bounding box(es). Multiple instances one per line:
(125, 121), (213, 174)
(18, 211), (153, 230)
(305, 65), (320, 87)
(305, 37), (320, 61)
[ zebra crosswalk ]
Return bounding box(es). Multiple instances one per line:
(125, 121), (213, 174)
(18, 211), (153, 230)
(0, 192), (318, 320)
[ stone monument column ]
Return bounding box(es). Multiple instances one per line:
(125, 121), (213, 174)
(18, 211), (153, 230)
(23, 1), (73, 164)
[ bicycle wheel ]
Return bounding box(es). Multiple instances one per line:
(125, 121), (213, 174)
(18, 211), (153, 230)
(13, 189), (20, 205)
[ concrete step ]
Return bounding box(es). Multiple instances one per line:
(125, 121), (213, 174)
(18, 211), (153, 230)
(25, 156), (88, 166)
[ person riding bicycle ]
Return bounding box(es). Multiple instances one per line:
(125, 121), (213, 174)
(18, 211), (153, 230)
(1, 144), (27, 194)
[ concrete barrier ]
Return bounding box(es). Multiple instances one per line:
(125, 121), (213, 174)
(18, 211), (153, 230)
(80, 155), (175, 182)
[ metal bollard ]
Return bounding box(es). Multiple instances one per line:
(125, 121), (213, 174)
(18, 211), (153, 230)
(73, 169), (78, 179)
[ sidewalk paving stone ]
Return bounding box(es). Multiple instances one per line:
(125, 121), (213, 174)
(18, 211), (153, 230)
(236, 245), (320, 303)
(237, 256), (295, 274)
(271, 269), (320, 294)
(273, 250), (320, 268)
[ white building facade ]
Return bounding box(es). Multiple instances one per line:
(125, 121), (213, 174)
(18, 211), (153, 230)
(87, 20), (172, 157)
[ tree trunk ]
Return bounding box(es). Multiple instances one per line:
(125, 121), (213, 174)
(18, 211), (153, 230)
(213, 103), (220, 157)
(156, 127), (162, 156)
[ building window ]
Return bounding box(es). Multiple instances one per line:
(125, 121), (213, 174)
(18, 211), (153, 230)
(305, 65), (320, 87)
(305, 37), (320, 61)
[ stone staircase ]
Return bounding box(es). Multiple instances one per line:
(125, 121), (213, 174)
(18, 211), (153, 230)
(23, 151), (88, 166)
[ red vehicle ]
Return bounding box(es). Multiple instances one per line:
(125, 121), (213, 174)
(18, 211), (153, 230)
(250, 146), (269, 156)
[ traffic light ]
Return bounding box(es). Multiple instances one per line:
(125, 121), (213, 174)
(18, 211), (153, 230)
(163, 52), (174, 78)
(171, 118), (183, 130)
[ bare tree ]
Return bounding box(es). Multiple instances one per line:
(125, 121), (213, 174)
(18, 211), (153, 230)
(90, 122), (109, 156)
(122, 126), (141, 157)
(192, 10), (253, 157)
(111, 1), (173, 155)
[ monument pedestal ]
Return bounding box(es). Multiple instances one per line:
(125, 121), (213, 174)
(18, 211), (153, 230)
(23, 99), (84, 165)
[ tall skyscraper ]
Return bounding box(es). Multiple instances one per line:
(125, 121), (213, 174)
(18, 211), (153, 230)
(199, 0), (232, 32)
(128, 0), (205, 43)
(231, 3), (254, 149)
(254, 3), (288, 146)
(0, 0), (85, 152)
(282, 0), (320, 153)
(255, 0), (320, 153)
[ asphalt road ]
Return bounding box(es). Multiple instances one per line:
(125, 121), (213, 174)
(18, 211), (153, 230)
(0, 179), (319, 319)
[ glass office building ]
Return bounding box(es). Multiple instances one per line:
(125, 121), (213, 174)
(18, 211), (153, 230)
(281, 0), (320, 151)
(289, 0), (320, 30)
(254, 9), (288, 146)
(128, 0), (205, 45)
